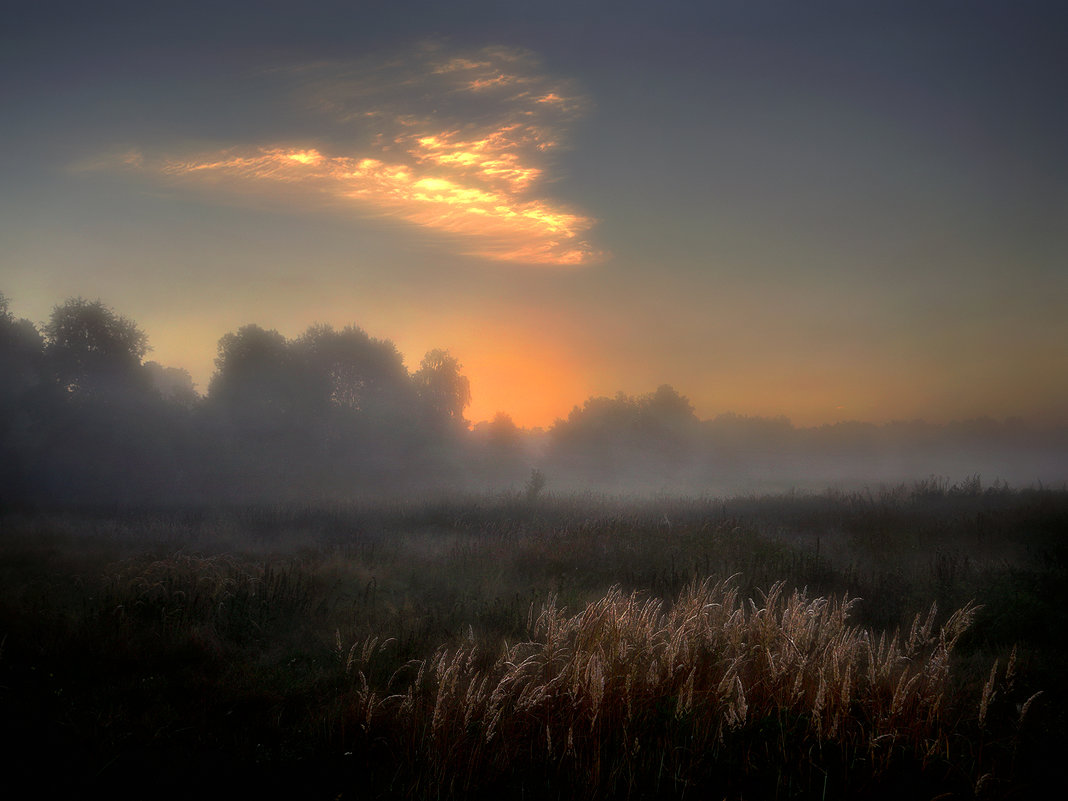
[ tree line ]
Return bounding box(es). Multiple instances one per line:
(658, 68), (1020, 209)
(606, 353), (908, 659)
(2, 292), (1065, 505)
(0, 293), (482, 504)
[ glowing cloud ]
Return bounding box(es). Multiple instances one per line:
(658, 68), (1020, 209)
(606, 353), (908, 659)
(132, 44), (603, 266)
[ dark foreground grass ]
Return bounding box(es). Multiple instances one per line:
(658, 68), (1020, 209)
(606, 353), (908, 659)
(0, 483), (1065, 798)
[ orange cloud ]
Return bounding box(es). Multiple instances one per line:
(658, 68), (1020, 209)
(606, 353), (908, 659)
(132, 44), (603, 266)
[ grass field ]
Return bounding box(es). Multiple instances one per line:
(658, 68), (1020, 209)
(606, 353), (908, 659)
(1, 480), (1065, 798)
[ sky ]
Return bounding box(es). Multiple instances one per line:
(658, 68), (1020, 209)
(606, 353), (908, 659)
(3, 0), (1067, 428)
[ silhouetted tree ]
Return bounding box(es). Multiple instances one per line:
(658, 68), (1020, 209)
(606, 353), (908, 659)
(285, 323), (429, 489)
(414, 348), (471, 427)
(546, 392), (641, 485)
(485, 412), (522, 450)
(1, 296), (207, 504)
(293, 323), (413, 418)
(43, 297), (149, 396)
(1, 293), (50, 498)
(639, 385), (696, 429)
(203, 324), (319, 497)
(468, 411), (530, 485)
(547, 386), (700, 487)
(0, 292), (46, 402)
(552, 392), (641, 449)
(144, 361), (198, 407)
(208, 324), (304, 423)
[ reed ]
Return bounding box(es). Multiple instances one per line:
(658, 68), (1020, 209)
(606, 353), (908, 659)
(338, 578), (1015, 798)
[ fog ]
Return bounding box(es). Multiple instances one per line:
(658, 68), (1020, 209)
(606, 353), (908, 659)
(3, 293), (1066, 508)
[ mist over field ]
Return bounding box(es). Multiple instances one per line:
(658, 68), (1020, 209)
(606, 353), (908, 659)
(3, 292), (1068, 799)
(3, 293), (1065, 507)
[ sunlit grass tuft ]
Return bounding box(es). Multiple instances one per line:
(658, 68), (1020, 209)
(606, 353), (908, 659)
(336, 579), (1023, 798)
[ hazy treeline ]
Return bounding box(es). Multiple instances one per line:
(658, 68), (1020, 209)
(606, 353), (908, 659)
(549, 392), (1068, 494)
(2, 292), (1066, 505)
(1, 293), (478, 504)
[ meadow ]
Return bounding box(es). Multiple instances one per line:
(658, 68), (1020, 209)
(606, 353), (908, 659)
(1, 479), (1064, 799)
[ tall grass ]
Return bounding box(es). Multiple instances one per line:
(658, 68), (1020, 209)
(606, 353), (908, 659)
(0, 483), (1063, 798)
(336, 579), (1032, 799)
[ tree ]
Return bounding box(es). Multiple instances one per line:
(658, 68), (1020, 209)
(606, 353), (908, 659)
(413, 348), (471, 426)
(0, 292), (46, 400)
(546, 385), (700, 487)
(43, 297), (149, 396)
(0, 293), (49, 496)
(552, 392), (640, 448)
(472, 411), (528, 482)
(485, 411), (522, 450)
(637, 384), (698, 438)
(208, 324), (301, 422)
(293, 323), (412, 415)
(553, 386), (697, 445)
(144, 361), (198, 407)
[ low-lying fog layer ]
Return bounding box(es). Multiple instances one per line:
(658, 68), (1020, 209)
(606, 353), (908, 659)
(3, 295), (1065, 506)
